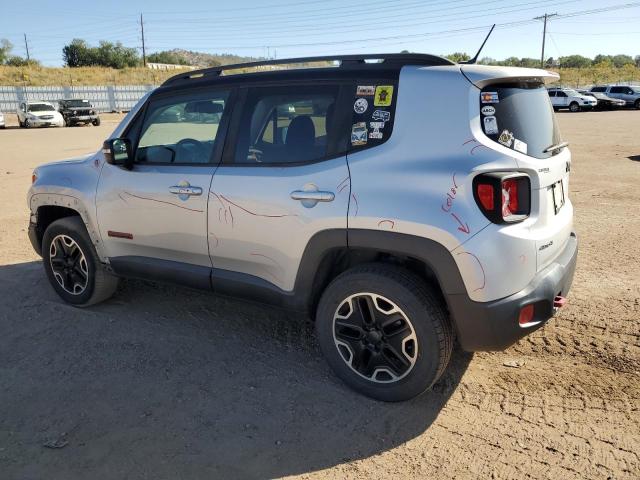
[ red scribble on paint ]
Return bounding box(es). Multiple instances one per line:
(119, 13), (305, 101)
(378, 220), (395, 229)
(211, 191), (296, 219)
(350, 193), (359, 217)
(441, 173), (459, 213)
(519, 254), (526, 264)
(470, 144), (490, 155)
(122, 191), (203, 213)
(338, 183), (349, 194)
(209, 232), (219, 248)
(336, 176), (350, 192)
(457, 251), (486, 292)
(462, 138), (477, 146)
(451, 212), (470, 234)
(441, 173), (470, 235)
(118, 192), (129, 204)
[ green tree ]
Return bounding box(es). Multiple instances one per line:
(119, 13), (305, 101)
(558, 55), (592, 68)
(63, 39), (139, 68)
(611, 54), (634, 68)
(445, 52), (470, 63)
(146, 51), (190, 65)
(0, 39), (13, 64)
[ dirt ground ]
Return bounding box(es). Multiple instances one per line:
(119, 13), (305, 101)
(0, 111), (638, 479)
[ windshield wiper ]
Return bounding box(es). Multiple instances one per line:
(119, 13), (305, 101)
(543, 141), (569, 154)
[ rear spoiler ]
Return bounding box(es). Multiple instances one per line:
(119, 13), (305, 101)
(460, 65), (560, 89)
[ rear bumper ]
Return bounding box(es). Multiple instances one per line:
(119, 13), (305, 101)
(448, 232), (578, 351)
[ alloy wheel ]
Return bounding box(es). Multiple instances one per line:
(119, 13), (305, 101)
(332, 293), (418, 383)
(49, 234), (89, 295)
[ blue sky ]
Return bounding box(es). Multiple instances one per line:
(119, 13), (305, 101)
(1, 0), (639, 66)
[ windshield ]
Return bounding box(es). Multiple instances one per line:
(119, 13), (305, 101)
(480, 83), (562, 159)
(65, 99), (91, 107)
(28, 104), (55, 112)
(564, 89), (580, 97)
(632, 87), (640, 94)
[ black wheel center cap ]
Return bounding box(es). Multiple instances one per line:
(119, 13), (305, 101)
(366, 330), (382, 344)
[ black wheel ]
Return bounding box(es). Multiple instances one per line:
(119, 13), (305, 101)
(635, 99), (640, 110)
(92, 117), (101, 126)
(25, 118), (32, 128)
(569, 102), (580, 113)
(42, 216), (118, 306)
(316, 264), (454, 402)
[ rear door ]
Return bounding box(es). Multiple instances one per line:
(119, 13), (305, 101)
(208, 83), (350, 292)
(608, 86), (627, 103)
(96, 88), (233, 269)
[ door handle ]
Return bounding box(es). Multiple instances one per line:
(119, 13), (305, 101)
(169, 185), (202, 196)
(290, 191), (335, 202)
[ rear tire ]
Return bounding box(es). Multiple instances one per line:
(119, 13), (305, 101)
(92, 117), (101, 126)
(25, 119), (32, 128)
(316, 264), (454, 402)
(42, 216), (119, 307)
(569, 102), (580, 113)
(635, 99), (640, 110)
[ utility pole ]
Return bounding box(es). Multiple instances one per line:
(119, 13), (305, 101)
(140, 13), (147, 67)
(23, 33), (30, 61)
(534, 13), (557, 68)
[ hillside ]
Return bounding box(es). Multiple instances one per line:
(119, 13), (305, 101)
(165, 49), (259, 67)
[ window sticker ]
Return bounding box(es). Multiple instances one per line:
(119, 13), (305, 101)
(480, 105), (496, 116)
(354, 98), (369, 114)
(498, 129), (514, 148)
(483, 116), (499, 135)
(481, 91), (499, 104)
(372, 109), (391, 122)
(351, 122), (368, 145)
(374, 86), (393, 106)
(356, 85), (375, 96)
(514, 139), (528, 154)
(369, 121), (384, 139)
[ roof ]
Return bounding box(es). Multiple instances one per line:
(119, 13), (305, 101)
(161, 53), (454, 87)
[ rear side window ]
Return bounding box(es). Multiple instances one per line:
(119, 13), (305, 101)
(591, 86), (606, 92)
(233, 85), (339, 165)
(349, 82), (397, 151)
(610, 87), (626, 94)
(480, 84), (562, 159)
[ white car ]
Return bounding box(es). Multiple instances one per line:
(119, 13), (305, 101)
(17, 101), (64, 128)
(548, 88), (597, 112)
(0, 111), (5, 129)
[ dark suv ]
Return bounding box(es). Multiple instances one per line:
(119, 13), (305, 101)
(58, 99), (101, 126)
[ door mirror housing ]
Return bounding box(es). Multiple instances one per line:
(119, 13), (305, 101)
(103, 138), (133, 169)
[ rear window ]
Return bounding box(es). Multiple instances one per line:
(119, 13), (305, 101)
(480, 84), (562, 159)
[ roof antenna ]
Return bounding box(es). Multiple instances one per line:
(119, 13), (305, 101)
(460, 24), (495, 64)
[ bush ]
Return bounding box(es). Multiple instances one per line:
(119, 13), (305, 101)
(63, 39), (140, 68)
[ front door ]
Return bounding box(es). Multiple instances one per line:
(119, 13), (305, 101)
(208, 84), (350, 292)
(96, 88), (232, 269)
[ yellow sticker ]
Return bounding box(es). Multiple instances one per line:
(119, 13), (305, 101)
(374, 85), (393, 106)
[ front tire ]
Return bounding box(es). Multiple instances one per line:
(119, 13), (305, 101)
(569, 102), (580, 112)
(42, 216), (118, 307)
(635, 99), (640, 110)
(24, 119), (32, 128)
(316, 264), (453, 402)
(92, 117), (101, 126)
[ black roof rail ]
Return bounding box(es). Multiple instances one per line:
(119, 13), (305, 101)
(161, 53), (454, 87)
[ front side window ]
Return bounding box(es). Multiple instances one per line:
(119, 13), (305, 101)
(480, 83), (562, 159)
(136, 91), (229, 164)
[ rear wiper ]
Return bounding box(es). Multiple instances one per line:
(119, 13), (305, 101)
(543, 141), (569, 154)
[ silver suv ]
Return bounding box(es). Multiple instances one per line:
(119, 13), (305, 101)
(27, 54), (577, 401)
(590, 85), (640, 109)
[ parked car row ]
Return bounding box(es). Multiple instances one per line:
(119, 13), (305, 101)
(547, 84), (640, 112)
(11, 99), (101, 128)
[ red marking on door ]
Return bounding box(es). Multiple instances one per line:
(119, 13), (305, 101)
(108, 230), (133, 240)
(378, 219), (395, 229)
(336, 176), (350, 191)
(122, 191), (203, 213)
(351, 193), (359, 216)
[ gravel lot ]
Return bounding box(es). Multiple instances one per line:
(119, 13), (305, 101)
(0, 111), (638, 479)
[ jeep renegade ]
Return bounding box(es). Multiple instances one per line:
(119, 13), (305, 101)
(27, 54), (577, 401)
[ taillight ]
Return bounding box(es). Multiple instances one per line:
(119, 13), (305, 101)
(473, 173), (530, 223)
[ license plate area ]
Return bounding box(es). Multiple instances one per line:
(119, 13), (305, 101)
(551, 180), (565, 215)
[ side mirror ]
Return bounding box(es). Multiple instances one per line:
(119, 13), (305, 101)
(103, 138), (133, 169)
